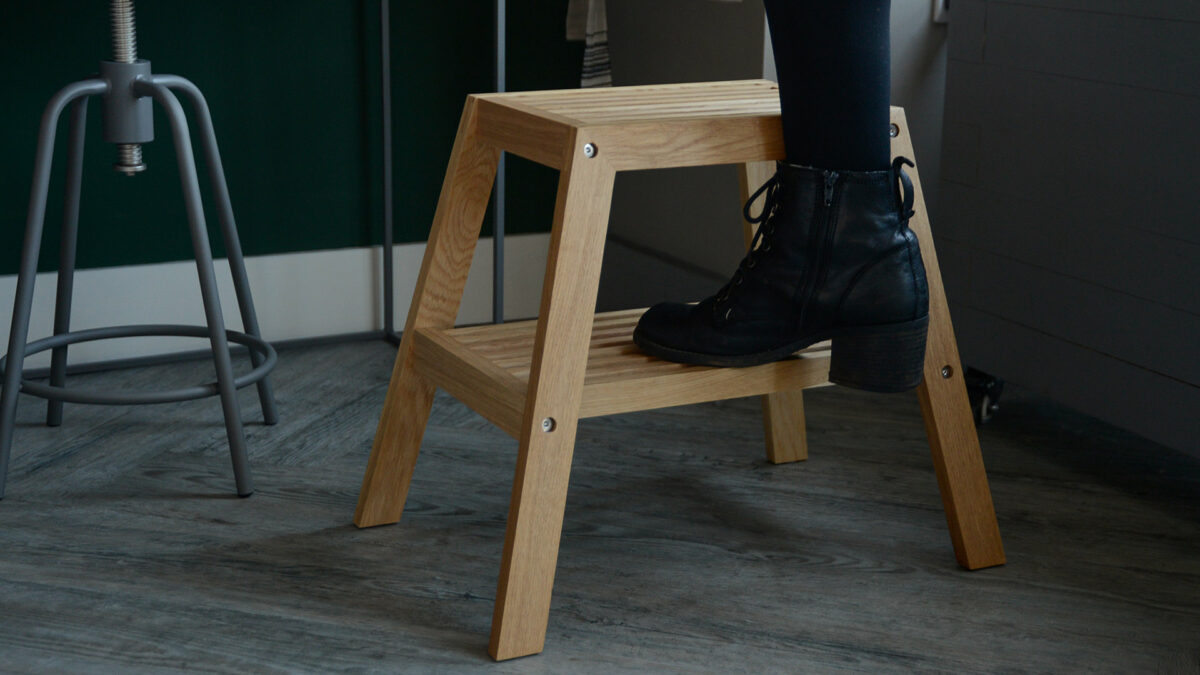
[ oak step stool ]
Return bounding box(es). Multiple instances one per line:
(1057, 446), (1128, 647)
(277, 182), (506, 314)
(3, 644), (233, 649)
(354, 80), (1005, 661)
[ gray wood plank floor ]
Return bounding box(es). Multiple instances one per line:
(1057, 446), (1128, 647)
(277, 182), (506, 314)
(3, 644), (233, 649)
(1, 340), (1197, 673)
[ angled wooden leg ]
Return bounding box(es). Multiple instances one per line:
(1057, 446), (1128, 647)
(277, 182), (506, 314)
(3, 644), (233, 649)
(739, 160), (809, 464)
(489, 136), (616, 661)
(890, 109), (1005, 570)
(761, 390), (808, 464)
(355, 97), (500, 528)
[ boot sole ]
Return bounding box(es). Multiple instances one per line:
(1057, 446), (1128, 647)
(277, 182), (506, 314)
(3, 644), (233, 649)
(632, 316), (929, 394)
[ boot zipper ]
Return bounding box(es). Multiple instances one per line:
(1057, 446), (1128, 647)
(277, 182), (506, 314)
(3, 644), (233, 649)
(823, 170), (839, 206)
(813, 170), (841, 289)
(798, 170), (840, 326)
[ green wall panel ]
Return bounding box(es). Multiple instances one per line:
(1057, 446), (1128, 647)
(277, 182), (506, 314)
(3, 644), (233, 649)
(0, 1), (583, 276)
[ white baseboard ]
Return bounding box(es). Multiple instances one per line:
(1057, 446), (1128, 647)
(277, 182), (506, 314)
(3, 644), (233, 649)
(0, 233), (550, 369)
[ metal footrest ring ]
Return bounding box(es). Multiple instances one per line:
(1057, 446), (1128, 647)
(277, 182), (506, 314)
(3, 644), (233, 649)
(0, 324), (277, 405)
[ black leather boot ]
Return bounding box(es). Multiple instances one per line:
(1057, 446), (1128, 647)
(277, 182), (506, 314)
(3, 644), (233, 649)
(632, 157), (929, 393)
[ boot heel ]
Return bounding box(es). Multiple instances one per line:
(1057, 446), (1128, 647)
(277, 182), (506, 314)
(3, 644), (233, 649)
(829, 317), (929, 393)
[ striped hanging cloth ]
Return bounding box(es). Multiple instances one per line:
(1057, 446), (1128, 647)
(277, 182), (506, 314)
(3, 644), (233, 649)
(566, 0), (611, 88)
(566, 0), (747, 89)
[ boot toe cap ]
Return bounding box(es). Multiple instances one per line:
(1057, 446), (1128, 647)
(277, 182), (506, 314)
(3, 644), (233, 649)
(634, 302), (693, 345)
(633, 301), (704, 353)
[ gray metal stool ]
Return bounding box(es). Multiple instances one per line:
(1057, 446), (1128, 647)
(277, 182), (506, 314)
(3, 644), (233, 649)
(0, 0), (278, 498)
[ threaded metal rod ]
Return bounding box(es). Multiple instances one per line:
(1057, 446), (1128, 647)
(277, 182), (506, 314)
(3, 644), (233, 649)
(111, 0), (145, 175)
(110, 0), (137, 63)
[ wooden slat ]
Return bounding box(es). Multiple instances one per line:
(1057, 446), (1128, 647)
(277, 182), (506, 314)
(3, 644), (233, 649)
(536, 99), (779, 118)
(416, 310), (832, 424)
(580, 357), (830, 418)
(587, 117), (785, 171)
(490, 80), (776, 109)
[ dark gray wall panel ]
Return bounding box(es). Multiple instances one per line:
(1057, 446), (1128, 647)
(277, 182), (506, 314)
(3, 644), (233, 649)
(966, 252), (1200, 386)
(945, 61), (1200, 245)
(956, 307), (1200, 455)
(940, 0), (1200, 454)
(606, 0), (767, 278)
(986, 3), (1200, 96)
(991, 0), (1200, 22)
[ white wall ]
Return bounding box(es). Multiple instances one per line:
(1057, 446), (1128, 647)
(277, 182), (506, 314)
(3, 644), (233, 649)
(0, 234), (551, 369)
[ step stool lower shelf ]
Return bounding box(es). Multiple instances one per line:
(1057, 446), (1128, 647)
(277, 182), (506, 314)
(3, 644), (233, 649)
(412, 308), (832, 437)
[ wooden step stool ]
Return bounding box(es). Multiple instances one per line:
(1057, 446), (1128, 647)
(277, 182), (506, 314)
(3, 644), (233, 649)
(354, 80), (1005, 661)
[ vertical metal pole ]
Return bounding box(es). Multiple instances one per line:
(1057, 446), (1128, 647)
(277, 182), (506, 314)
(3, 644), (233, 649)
(47, 97), (91, 427)
(381, 0), (398, 341)
(493, 0), (506, 324)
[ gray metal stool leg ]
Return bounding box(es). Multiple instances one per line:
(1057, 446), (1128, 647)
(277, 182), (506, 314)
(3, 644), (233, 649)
(47, 97), (91, 428)
(135, 79), (254, 497)
(158, 75), (278, 426)
(0, 80), (109, 499)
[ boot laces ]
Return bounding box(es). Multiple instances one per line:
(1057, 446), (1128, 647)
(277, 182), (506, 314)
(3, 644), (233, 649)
(715, 173), (780, 311)
(713, 159), (917, 320)
(893, 156), (917, 222)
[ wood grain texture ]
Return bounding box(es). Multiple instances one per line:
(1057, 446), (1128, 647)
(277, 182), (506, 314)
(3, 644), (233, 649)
(474, 98), (573, 170)
(760, 390), (809, 465)
(740, 160), (810, 465)
(489, 136), (617, 660)
(1, 341), (1197, 673)
(892, 108), (1006, 570)
(480, 80), (780, 125)
(588, 117), (786, 171)
(420, 311), (831, 424)
(356, 84), (1002, 662)
(354, 97), (500, 528)
(474, 80), (786, 172)
(411, 329), (525, 439)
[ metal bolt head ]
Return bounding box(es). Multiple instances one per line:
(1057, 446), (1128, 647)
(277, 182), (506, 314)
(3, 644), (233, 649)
(541, 417), (556, 432)
(889, 123), (900, 138)
(583, 143), (597, 158)
(941, 365), (953, 379)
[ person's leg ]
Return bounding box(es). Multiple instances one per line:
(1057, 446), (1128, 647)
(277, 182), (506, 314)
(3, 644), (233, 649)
(634, 0), (930, 392)
(764, 0), (892, 171)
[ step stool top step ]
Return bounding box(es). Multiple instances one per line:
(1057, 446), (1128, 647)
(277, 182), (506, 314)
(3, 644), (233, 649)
(476, 79), (781, 127)
(471, 80), (786, 170)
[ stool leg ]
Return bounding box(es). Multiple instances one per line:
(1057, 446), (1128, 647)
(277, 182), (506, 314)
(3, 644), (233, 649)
(0, 80), (106, 498)
(914, 239), (1005, 569)
(761, 390), (808, 464)
(159, 75), (278, 425)
(47, 97), (91, 428)
(489, 139), (616, 661)
(739, 161), (808, 464)
(136, 80), (253, 497)
(888, 109), (1004, 570)
(355, 97), (500, 527)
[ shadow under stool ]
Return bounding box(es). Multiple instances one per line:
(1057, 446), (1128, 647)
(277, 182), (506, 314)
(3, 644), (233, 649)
(354, 79), (1006, 661)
